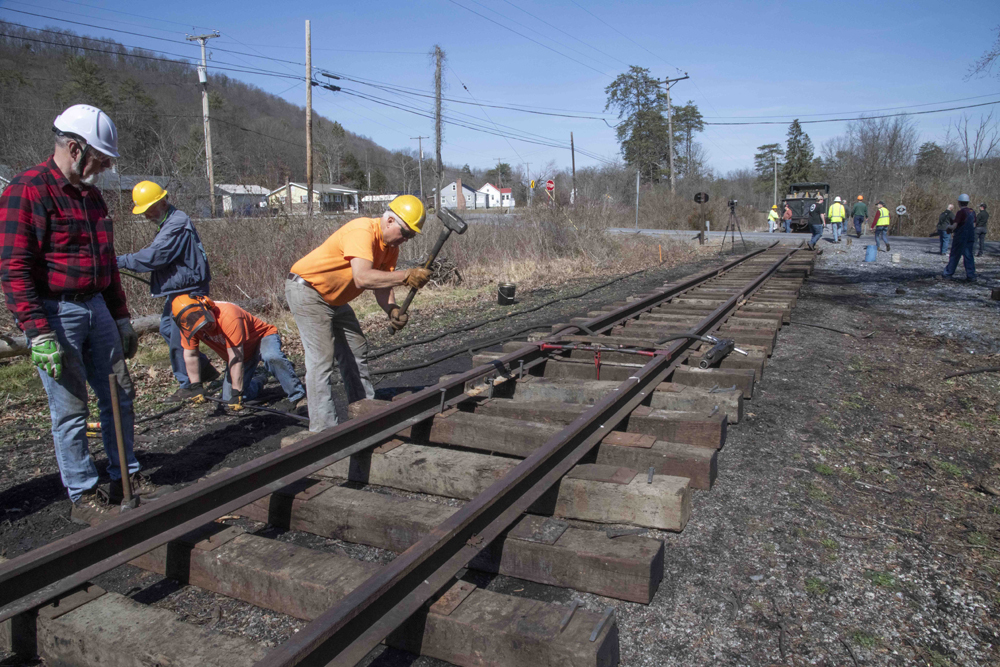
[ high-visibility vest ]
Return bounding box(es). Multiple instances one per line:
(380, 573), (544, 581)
(768, 210), (779, 222)
(829, 203), (845, 222)
(875, 206), (891, 226)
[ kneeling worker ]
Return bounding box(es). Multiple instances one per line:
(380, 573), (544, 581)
(286, 195), (431, 432)
(172, 295), (306, 412)
(117, 181), (218, 401)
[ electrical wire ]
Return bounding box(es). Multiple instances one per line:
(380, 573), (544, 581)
(705, 100), (1000, 125)
(702, 93), (1000, 120)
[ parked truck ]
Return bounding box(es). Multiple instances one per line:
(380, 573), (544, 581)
(782, 182), (830, 232)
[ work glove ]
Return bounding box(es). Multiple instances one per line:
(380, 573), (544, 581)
(402, 267), (432, 290)
(31, 332), (63, 380)
(946, 224), (957, 234)
(116, 318), (138, 359)
(388, 306), (409, 332)
(187, 382), (207, 404)
(227, 390), (245, 412)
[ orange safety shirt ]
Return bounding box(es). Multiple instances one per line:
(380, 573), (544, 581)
(180, 301), (277, 361)
(289, 217), (398, 306)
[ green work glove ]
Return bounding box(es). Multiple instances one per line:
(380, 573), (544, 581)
(31, 332), (63, 380)
(116, 318), (138, 359)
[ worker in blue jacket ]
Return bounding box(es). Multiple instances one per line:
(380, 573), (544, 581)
(117, 181), (218, 400)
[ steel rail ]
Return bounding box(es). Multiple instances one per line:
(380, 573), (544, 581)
(258, 245), (798, 666)
(0, 246), (773, 624)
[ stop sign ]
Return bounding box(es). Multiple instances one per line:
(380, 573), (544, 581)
(545, 180), (555, 192)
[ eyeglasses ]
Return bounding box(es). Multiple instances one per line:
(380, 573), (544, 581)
(395, 218), (416, 240)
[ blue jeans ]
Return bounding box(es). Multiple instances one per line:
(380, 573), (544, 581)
(853, 216), (865, 237)
(809, 224), (823, 247)
(161, 293), (211, 388)
(831, 221), (841, 242)
(874, 227), (889, 249)
(938, 230), (951, 255)
(943, 226), (976, 280)
(221, 333), (306, 402)
(34, 294), (139, 501)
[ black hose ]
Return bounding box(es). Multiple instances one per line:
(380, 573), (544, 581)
(654, 333), (718, 346)
(120, 270), (151, 286)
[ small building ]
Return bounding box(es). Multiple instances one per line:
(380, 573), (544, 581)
(268, 183), (359, 214)
(217, 184), (269, 214)
(477, 183), (515, 209)
(435, 179), (487, 210)
(360, 192), (420, 216)
(93, 172), (221, 218)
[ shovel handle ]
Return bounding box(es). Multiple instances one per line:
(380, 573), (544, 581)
(108, 374), (133, 503)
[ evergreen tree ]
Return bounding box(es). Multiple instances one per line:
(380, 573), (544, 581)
(781, 120), (814, 191)
(753, 143), (785, 188)
(60, 56), (114, 111)
(672, 101), (705, 177)
(915, 141), (947, 179)
(605, 66), (668, 182)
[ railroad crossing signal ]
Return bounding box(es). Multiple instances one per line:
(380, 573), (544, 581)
(896, 205), (907, 216)
(694, 192), (709, 204)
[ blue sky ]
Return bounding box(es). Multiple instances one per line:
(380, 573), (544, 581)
(3, 0), (998, 180)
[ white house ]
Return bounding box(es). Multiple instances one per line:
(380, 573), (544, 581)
(267, 183), (359, 214)
(477, 183), (515, 209)
(217, 184), (268, 214)
(436, 180), (485, 209)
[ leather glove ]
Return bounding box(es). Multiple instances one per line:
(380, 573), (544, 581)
(402, 267), (432, 290)
(116, 318), (138, 359)
(31, 332), (63, 380)
(946, 224), (957, 234)
(388, 306), (409, 331)
(188, 382), (207, 404)
(227, 390), (244, 412)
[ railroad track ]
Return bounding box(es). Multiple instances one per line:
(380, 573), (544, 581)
(0, 243), (815, 666)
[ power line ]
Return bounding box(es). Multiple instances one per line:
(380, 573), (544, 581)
(703, 93), (1000, 120)
(448, 64), (524, 165)
(40, 0), (218, 32)
(705, 100), (1000, 126)
(566, 0), (683, 75)
(444, 0), (611, 78)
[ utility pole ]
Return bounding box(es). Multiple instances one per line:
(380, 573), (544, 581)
(570, 132), (577, 205)
(305, 20), (313, 217)
(634, 169), (640, 229)
(493, 158), (504, 190)
(433, 45), (445, 213)
(525, 162), (530, 208)
(411, 136), (428, 201)
(187, 31), (220, 217)
(661, 73), (689, 195)
(773, 153), (778, 207)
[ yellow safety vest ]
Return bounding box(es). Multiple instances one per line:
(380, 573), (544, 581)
(768, 210), (779, 222)
(829, 203), (845, 222)
(875, 206), (890, 226)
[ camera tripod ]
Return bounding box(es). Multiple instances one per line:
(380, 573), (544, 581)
(719, 202), (748, 255)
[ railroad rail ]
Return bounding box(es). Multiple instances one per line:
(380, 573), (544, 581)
(0, 243), (816, 666)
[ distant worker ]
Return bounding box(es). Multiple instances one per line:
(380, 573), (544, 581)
(871, 201), (891, 252)
(807, 193), (826, 251)
(828, 196), (846, 243)
(782, 203), (793, 233)
(940, 194), (977, 282)
(0, 104), (156, 521)
(767, 205), (779, 233)
(171, 295), (306, 412)
(286, 195), (432, 432)
(936, 204), (955, 255)
(117, 181), (219, 402)
(852, 195), (868, 238)
(975, 203), (989, 257)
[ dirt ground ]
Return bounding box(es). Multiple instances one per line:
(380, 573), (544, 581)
(3, 237), (999, 666)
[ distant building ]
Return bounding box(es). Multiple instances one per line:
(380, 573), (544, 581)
(477, 183), (515, 209)
(217, 184), (269, 214)
(360, 192), (419, 216)
(93, 172), (221, 218)
(267, 183), (360, 214)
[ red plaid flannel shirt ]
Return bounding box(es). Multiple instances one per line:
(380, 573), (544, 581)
(0, 157), (129, 337)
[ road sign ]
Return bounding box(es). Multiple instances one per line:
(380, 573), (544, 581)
(896, 205), (907, 216)
(694, 192), (709, 204)
(545, 180), (555, 192)
(530, 180), (535, 189)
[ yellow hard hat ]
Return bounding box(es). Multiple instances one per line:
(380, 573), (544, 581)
(132, 180), (167, 214)
(388, 194), (425, 234)
(771, 205), (778, 209)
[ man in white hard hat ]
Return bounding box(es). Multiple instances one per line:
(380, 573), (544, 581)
(0, 104), (156, 523)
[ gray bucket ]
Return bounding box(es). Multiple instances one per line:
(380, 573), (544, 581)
(498, 283), (516, 306)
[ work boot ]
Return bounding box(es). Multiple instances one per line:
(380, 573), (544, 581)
(107, 472), (173, 504)
(886, 243), (891, 251)
(201, 363), (221, 383)
(69, 487), (106, 526)
(164, 384), (207, 403)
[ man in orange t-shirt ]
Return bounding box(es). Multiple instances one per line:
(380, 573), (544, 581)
(172, 295), (305, 412)
(285, 195), (431, 432)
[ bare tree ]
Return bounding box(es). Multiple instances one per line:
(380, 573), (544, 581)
(967, 25), (1000, 79)
(953, 111), (1000, 189)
